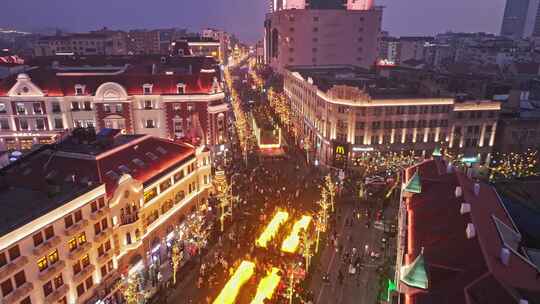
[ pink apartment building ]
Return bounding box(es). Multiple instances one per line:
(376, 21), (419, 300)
(264, 0), (382, 72)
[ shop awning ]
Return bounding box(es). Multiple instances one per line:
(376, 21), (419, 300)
(403, 171), (422, 194)
(400, 250), (429, 290)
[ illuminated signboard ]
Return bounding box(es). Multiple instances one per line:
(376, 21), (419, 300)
(333, 141), (349, 169)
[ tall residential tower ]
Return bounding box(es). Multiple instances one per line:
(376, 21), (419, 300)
(500, 0), (540, 38)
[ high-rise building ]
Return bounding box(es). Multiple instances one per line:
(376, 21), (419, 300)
(501, 0), (540, 38)
(264, 0), (382, 72)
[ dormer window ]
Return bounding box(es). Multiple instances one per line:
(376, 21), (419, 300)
(75, 84), (85, 96)
(177, 83), (186, 95)
(143, 84), (153, 95)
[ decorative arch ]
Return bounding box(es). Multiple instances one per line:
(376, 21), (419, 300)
(94, 82), (128, 101)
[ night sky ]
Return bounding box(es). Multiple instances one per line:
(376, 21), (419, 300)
(1, 0), (506, 43)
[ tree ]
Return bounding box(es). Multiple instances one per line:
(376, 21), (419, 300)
(171, 242), (182, 285)
(122, 275), (141, 304)
(321, 174), (337, 212)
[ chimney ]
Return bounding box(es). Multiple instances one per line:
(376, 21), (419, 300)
(466, 223), (476, 239)
(500, 247), (510, 266)
(474, 183), (480, 196)
(455, 186), (462, 198)
(460, 203), (471, 214)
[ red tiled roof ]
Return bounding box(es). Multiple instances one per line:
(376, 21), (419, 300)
(402, 159), (540, 304)
(0, 68), (216, 96)
(97, 137), (194, 194)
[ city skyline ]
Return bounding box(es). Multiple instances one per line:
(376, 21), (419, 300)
(1, 0), (506, 43)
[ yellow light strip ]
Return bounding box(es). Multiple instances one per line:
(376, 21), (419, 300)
(213, 260), (255, 304)
(250, 268), (282, 304)
(256, 211), (289, 248)
(281, 215), (312, 253)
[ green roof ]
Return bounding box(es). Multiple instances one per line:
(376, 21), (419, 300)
(432, 147), (442, 157)
(404, 171), (422, 194)
(400, 251), (429, 290)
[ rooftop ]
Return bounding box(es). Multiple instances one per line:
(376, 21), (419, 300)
(400, 159), (540, 304)
(0, 130), (195, 236)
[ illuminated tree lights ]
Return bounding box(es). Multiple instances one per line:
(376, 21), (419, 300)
(122, 275), (141, 304)
(489, 150), (539, 181)
(171, 242), (182, 285)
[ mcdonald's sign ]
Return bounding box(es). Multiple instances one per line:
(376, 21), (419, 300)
(332, 141), (349, 168)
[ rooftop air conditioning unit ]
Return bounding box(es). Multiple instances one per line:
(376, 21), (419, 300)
(455, 186), (462, 198)
(460, 203), (471, 214)
(500, 247), (510, 266)
(466, 223), (476, 239)
(474, 183), (480, 196)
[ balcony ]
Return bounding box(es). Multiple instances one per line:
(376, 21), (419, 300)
(64, 219), (89, 237)
(0, 255), (28, 279)
(94, 227), (112, 243)
(2, 282), (33, 303)
(90, 207), (110, 221)
(68, 242), (92, 260)
(33, 236), (61, 257)
(73, 264), (95, 284)
(38, 260), (66, 282)
(44, 284), (69, 304)
(120, 213), (139, 226)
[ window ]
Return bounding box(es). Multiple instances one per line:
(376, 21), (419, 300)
(16, 103), (25, 114)
(44, 226), (54, 240)
(146, 152), (158, 161)
(48, 249), (59, 265)
(85, 276), (93, 289)
(115, 104), (122, 113)
(43, 281), (54, 297)
(94, 223), (101, 235)
(20, 296), (32, 304)
(0, 103), (6, 113)
(1, 279), (13, 297)
(19, 119), (28, 130)
(144, 100), (153, 109)
(77, 232), (87, 245)
(53, 274), (63, 289)
(71, 102), (80, 111)
(54, 118), (64, 129)
(104, 104), (111, 113)
(65, 215), (74, 229)
(14, 271), (26, 288)
(75, 86), (84, 95)
(101, 218), (108, 230)
(76, 283), (85, 297)
(145, 119), (155, 128)
(8, 246), (20, 261)
(81, 254), (90, 268)
(177, 84), (185, 94)
(313, 27), (318, 32)
(143, 85), (152, 95)
(0, 252), (6, 268)
(160, 179), (172, 192)
(372, 121), (381, 129)
(101, 265), (107, 277)
(37, 257), (48, 272)
(74, 210), (82, 222)
(0, 119), (9, 130)
(83, 101), (92, 111)
(33, 233), (44, 247)
(68, 238), (77, 252)
(33, 103), (43, 114)
(174, 170), (185, 182)
(354, 135), (364, 145)
(36, 118), (45, 130)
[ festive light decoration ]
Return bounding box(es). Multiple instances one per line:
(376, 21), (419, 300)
(352, 150), (418, 176)
(122, 276), (141, 304)
(281, 215), (312, 253)
(213, 261), (256, 304)
(249, 268), (281, 304)
(488, 149), (539, 181)
(171, 242), (182, 285)
(321, 174), (337, 212)
(256, 211), (290, 248)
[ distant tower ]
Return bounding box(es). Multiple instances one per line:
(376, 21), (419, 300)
(347, 0), (374, 10)
(501, 0), (540, 38)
